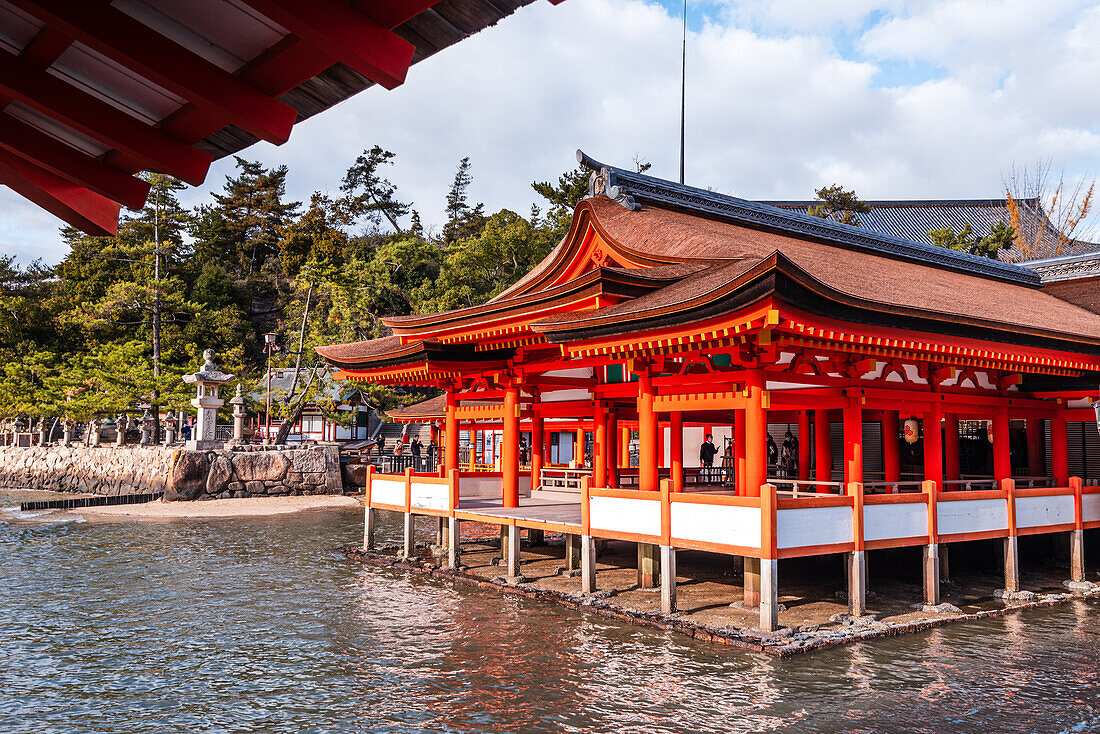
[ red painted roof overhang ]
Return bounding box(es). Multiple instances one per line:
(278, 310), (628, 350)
(0, 0), (560, 235)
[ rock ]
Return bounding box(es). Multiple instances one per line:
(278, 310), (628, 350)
(908, 602), (962, 614)
(227, 481), (243, 493)
(206, 455), (233, 495)
(1063, 580), (1099, 593)
(232, 451), (290, 482)
(343, 464), (368, 487)
(165, 451), (209, 501)
(994, 589), (1038, 602)
(829, 613), (879, 626)
(244, 480), (265, 495)
(289, 449), (326, 474)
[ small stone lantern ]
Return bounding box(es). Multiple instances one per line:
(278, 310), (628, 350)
(230, 384), (248, 445)
(37, 419), (48, 447)
(164, 411), (177, 445)
(89, 418), (102, 447)
(13, 417), (23, 446)
(182, 348), (234, 450)
(139, 407), (155, 446)
(112, 414), (125, 446)
(61, 420), (72, 446)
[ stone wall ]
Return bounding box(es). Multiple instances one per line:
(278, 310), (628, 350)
(0, 445), (343, 500)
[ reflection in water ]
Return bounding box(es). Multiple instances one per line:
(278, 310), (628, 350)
(1, 492), (1098, 734)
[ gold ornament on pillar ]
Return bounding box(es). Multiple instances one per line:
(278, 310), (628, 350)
(903, 419), (919, 444)
(986, 422), (994, 443)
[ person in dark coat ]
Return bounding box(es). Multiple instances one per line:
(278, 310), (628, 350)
(767, 434), (779, 468)
(699, 433), (718, 467)
(411, 437), (422, 457)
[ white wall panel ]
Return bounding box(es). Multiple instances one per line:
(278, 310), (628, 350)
(670, 502), (761, 549)
(937, 499), (1007, 536)
(777, 506), (852, 549)
(589, 496), (661, 538)
(864, 502), (927, 542)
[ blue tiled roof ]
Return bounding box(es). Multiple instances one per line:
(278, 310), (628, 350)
(578, 151), (1041, 287)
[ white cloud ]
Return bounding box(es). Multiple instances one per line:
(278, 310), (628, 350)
(3, 0), (1100, 264)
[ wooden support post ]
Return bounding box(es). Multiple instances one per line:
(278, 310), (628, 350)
(993, 406), (1011, 483)
(923, 479), (940, 605)
(798, 410), (811, 481)
(502, 387), (520, 508)
(566, 533), (581, 571)
(745, 369), (766, 497)
(607, 410), (619, 488)
(1003, 478), (1019, 593)
(576, 427), (586, 466)
(670, 411), (684, 492)
(594, 403), (607, 488)
(848, 481), (866, 616)
(1071, 476), (1085, 582)
(447, 518), (461, 569)
(531, 413), (544, 492)
(883, 410), (900, 484)
(363, 464), (376, 550)
(924, 405), (943, 489)
(620, 425), (630, 469)
(1052, 416), (1069, 487)
(402, 513), (414, 559)
(364, 508), (376, 551)
(815, 408), (832, 486)
(637, 543), (660, 588)
(944, 413), (960, 481)
(843, 402), (863, 485)
(743, 557), (761, 608)
(436, 516), (445, 547)
(660, 545), (677, 614)
(637, 375), (658, 492)
(506, 524), (521, 579)
(581, 535), (597, 593)
(529, 529), (545, 546)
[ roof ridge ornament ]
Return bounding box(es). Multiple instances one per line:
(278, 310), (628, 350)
(577, 149), (638, 211)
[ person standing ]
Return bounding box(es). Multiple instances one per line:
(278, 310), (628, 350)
(699, 433), (718, 467)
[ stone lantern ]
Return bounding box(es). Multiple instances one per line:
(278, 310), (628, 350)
(111, 414), (125, 446)
(37, 419), (48, 447)
(164, 410), (177, 445)
(61, 421), (73, 446)
(139, 407), (155, 446)
(229, 384), (248, 445)
(13, 417), (23, 445)
(89, 418), (102, 447)
(182, 348), (234, 450)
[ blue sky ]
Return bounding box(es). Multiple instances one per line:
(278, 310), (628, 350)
(3, 0), (1099, 264)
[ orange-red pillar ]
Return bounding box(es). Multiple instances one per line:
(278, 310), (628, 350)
(843, 402), (863, 485)
(1052, 415), (1069, 486)
(944, 413), (960, 481)
(606, 409), (618, 488)
(815, 409), (832, 487)
(923, 406), (943, 490)
(883, 410), (900, 483)
(593, 403), (607, 488)
(445, 391), (459, 475)
(637, 376), (658, 492)
(735, 410), (746, 493)
(576, 426), (585, 467)
(992, 406), (1011, 482)
(530, 412), (544, 492)
(797, 410), (811, 481)
(620, 425), (631, 468)
(744, 370), (766, 497)
(670, 411), (684, 492)
(502, 387), (520, 507)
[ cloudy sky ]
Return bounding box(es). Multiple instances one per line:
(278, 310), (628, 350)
(3, 0), (1099, 264)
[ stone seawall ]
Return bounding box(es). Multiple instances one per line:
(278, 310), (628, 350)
(0, 445), (344, 500)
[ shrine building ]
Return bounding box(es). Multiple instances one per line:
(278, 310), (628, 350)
(318, 151), (1100, 631)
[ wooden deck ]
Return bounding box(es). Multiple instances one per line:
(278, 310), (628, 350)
(456, 491), (582, 531)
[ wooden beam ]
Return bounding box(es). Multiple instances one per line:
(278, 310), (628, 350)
(0, 149), (119, 235)
(9, 0), (298, 145)
(0, 111), (149, 209)
(0, 49), (211, 184)
(241, 0), (415, 89)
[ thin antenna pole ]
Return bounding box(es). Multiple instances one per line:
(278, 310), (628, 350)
(679, 0), (686, 184)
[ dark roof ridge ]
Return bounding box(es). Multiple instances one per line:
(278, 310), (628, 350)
(575, 150), (1040, 287)
(761, 198), (1035, 208)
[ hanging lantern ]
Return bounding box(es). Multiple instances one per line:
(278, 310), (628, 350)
(986, 422), (994, 444)
(903, 419), (919, 444)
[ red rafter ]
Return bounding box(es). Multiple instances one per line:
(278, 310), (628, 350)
(0, 49), (211, 184)
(240, 0), (415, 89)
(0, 147), (119, 235)
(0, 111), (149, 209)
(8, 0), (298, 145)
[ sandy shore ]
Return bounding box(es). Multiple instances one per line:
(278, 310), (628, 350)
(74, 494), (362, 520)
